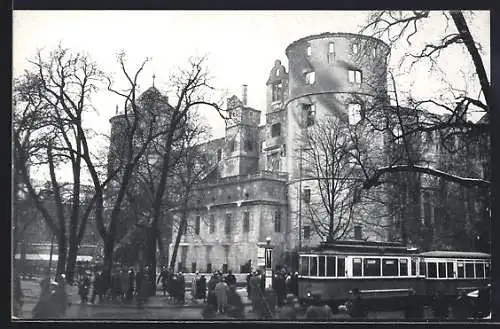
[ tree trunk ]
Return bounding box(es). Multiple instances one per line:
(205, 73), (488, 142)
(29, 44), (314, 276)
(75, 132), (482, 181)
(103, 238), (114, 287)
(169, 212), (187, 271)
(56, 234), (67, 276)
(66, 242), (78, 284)
(146, 227), (158, 289)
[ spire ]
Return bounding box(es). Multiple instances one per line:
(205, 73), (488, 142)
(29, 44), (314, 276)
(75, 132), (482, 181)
(152, 73), (156, 88)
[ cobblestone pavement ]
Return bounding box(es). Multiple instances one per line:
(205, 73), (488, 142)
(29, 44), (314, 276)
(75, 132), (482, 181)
(13, 279), (488, 321)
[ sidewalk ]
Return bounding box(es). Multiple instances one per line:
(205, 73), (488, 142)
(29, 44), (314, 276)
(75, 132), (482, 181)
(84, 288), (252, 309)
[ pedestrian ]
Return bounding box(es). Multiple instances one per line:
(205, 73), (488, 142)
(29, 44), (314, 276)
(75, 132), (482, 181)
(226, 283), (245, 319)
(91, 270), (104, 304)
(53, 274), (70, 317)
(192, 271), (199, 301)
(404, 289), (423, 320)
(332, 304), (352, 321)
(277, 294), (298, 320)
(304, 297), (334, 320)
(126, 268), (135, 301)
(135, 268), (144, 302)
(452, 290), (469, 320)
(13, 274), (24, 318)
(178, 272), (186, 304)
(199, 275), (207, 302)
(78, 271), (91, 304)
(226, 270), (236, 287)
(246, 271), (252, 297)
(32, 280), (58, 319)
(273, 270), (286, 307)
(157, 266), (168, 297)
(348, 289), (367, 319)
(119, 269), (128, 301)
(215, 277), (228, 314)
(249, 271), (262, 314)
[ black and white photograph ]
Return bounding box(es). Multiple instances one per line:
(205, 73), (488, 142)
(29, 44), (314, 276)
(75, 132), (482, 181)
(12, 10), (492, 321)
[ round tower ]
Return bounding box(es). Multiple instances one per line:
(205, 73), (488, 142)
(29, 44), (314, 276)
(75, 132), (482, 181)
(283, 32), (390, 248)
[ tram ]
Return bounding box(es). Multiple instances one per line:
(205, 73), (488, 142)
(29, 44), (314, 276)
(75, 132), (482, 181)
(296, 240), (491, 315)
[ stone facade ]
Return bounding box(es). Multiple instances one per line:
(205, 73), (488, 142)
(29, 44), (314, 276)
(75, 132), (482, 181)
(107, 32), (489, 273)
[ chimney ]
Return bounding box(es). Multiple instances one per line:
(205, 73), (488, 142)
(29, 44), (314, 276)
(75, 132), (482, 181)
(354, 225), (362, 240)
(242, 84), (248, 106)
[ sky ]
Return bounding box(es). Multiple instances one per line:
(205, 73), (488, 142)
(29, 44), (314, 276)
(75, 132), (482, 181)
(12, 10), (490, 182)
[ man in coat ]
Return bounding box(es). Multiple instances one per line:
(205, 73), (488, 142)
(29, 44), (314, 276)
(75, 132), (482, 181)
(214, 277), (229, 314)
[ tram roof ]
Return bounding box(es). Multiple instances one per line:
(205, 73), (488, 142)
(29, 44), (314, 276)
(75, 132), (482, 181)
(307, 239), (418, 254)
(419, 251), (491, 259)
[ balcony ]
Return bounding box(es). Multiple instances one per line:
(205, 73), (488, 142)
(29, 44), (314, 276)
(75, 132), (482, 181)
(264, 136), (284, 150)
(197, 170), (288, 188)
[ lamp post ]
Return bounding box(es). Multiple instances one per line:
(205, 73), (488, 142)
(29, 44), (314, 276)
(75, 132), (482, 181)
(264, 236), (273, 289)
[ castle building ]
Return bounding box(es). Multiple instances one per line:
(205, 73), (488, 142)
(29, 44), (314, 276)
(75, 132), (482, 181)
(107, 32), (490, 273)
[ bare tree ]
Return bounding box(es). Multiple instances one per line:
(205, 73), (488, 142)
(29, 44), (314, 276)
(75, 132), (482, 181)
(13, 46), (106, 282)
(358, 10), (490, 189)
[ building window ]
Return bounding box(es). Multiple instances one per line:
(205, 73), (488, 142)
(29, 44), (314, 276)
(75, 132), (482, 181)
(271, 123), (281, 137)
(328, 42), (335, 54)
(303, 225), (311, 240)
(195, 216), (201, 235)
(348, 70), (362, 84)
(352, 43), (359, 54)
(217, 149), (222, 161)
(191, 262), (197, 273)
(302, 103), (316, 127)
(209, 215), (215, 234)
(225, 213), (232, 234)
(272, 83), (282, 102)
(305, 71), (315, 85)
(228, 139), (236, 153)
(372, 48), (377, 57)
(244, 140), (254, 152)
(206, 263), (212, 273)
(260, 141), (265, 152)
(306, 45), (312, 56)
(303, 188), (311, 204)
(274, 209), (282, 232)
(243, 212), (250, 233)
(392, 126), (402, 144)
(348, 103), (362, 125)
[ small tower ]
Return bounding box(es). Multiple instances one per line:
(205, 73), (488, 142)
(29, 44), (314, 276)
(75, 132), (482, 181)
(220, 87), (261, 178)
(261, 60), (289, 173)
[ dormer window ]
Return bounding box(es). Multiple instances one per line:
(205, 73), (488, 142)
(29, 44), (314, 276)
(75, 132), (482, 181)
(306, 45), (312, 56)
(305, 71), (315, 85)
(348, 70), (362, 84)
(352, 43), (359, 54)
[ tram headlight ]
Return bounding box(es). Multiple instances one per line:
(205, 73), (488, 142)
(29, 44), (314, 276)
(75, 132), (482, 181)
(306, 291), (311, 297)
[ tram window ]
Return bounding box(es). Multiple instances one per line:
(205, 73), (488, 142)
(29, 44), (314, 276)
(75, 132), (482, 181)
(326, 256), (336, 277)
(363, 258), (381, 276)
(337, 257), (345, 277)
(475, 262), (485, 278)
(353, 258), (362, 277)
(382, 258), (398, 276)
(400, 259), (408, 276)
(419, 261), (426, 276)
(446, 262), (454, 278)
(485, 262), (491, 278)
(299, 256), (309, 276)
(428, 263), (437, 278)
(438, 263), (446, 278)
(310, 256), (318, 276)
(318, 256), (326, 277)
(457, 262), (465, 278)
(465, 262), (474, 278)
(411, 259), (417, 276)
